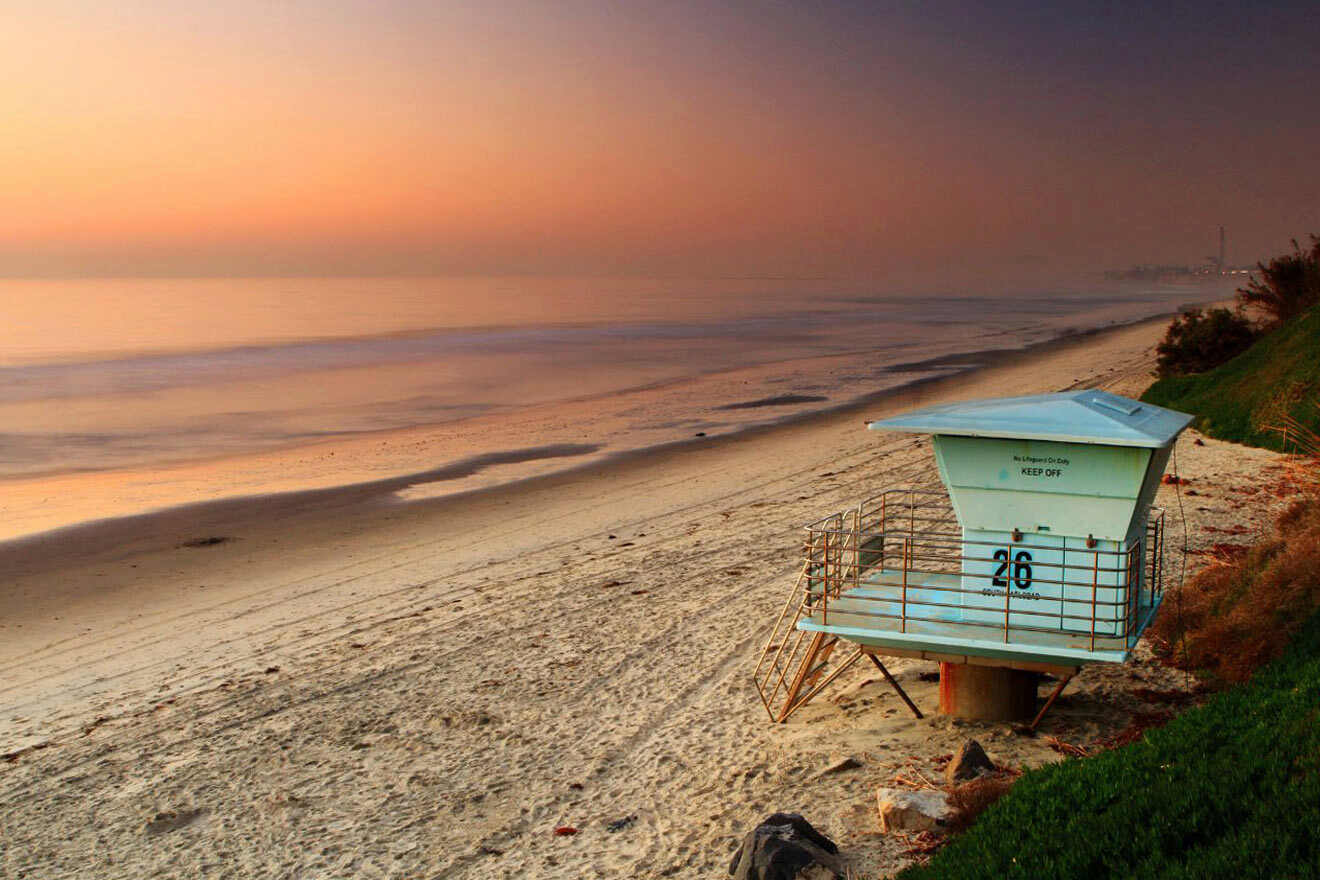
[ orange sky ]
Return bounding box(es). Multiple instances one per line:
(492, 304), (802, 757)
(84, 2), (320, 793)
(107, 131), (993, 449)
(2, 1), (1318, 278)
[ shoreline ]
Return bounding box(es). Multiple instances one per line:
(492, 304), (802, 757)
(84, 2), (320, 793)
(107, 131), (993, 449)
(2, 306), (1193, 486)
(1, 277), (1223, 489)
(0, 310), (1182, 575)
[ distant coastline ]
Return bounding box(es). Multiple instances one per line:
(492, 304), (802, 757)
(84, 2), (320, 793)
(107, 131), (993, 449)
(1103, 265), (1253, 282)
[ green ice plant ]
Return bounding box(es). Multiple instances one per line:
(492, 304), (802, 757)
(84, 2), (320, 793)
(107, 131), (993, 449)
(900, 611), (1320, 879)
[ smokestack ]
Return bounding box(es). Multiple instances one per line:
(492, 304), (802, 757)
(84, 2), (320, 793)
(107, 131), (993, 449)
(1219, 226), (1226, 273)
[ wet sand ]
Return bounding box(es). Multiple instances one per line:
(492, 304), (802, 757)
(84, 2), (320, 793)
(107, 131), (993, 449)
(0, 316), (1296, 878)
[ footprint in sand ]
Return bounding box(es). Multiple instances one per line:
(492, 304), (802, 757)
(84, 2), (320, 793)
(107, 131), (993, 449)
(144, 808), (204, 834)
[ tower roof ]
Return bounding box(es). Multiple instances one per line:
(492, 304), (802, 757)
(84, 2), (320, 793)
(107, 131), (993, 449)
(867, 390), (1192, 448)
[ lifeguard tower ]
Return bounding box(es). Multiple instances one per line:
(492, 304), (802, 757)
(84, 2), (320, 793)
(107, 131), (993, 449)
(754, 390), (1192, 726)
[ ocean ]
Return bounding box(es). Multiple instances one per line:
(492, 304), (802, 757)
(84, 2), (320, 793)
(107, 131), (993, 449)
(0, 275), (1230, 538)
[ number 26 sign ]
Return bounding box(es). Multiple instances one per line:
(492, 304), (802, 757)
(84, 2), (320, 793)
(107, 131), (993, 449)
(991, 549), (1033, 590)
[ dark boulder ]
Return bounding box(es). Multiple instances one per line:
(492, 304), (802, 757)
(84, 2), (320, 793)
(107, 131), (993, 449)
(728, 812), (842, 880)
(945, 739), (996, 783)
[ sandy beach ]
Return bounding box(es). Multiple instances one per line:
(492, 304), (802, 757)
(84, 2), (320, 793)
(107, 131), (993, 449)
(0, 317), (1298, 878)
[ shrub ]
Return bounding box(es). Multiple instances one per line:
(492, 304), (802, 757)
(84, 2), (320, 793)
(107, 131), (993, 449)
(1150, 496), (1320, 685)
(1154, 307), (1257, 377)
(1142, 305), (1320, 451)
(943, 773), (1019, 834)
(1237, 234), (1320, 325)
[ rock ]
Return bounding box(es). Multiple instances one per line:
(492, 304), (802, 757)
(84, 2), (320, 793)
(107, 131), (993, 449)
(728, 812), (842, 880)
(606, 814), (637, 832)
(945, 739), (995, 783)
(813, 756), (862, 779)
(179, 535), (229, 548)
(875, 789), (953, 834)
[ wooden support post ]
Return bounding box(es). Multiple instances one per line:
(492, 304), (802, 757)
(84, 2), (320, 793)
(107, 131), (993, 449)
(939, 662), (1038, 722)
(1028, 674), (1073, 732)
(865, 653), (924, 719)
(779, 646), (863, 723)
(776, 631), (830, 723)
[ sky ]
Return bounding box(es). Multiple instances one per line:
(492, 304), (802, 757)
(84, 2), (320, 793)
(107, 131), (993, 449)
(2, 0), (1318, 279)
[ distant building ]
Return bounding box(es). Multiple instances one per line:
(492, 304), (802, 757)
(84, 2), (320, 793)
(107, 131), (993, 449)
(1104, 226), (1251, 281)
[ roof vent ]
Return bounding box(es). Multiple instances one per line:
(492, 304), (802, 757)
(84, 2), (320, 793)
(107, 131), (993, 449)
(1091, 396), (1141, 416)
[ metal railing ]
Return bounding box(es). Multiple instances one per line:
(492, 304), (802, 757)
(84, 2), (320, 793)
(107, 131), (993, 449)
(801, 488), (1165, 652)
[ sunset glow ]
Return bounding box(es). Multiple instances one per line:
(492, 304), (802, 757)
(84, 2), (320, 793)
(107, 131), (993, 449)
(3, 1), (1318, 277)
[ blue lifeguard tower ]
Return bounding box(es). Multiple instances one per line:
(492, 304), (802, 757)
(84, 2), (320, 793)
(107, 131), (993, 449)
(754, 390), (1192, 725)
